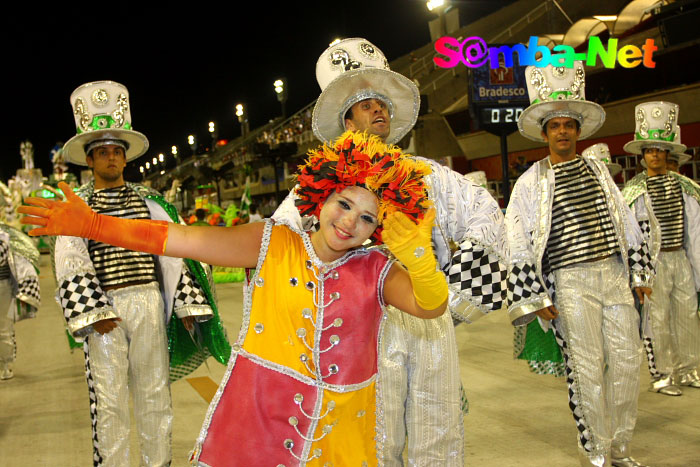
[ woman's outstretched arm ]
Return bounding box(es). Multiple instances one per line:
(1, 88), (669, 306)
(19, 181), (264, 269)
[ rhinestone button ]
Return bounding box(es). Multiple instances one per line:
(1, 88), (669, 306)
(327, 400), (336, 410)
(254, 323), (264, 334)
(255, 277), (264, 287)
(294, 393), (304, 404)
(333, 318), (343, 327)
(330, 292), (340, 300)
(300, 354), (308, 362)
(305, 260), (313, 269)
(302, 308), (313, 319)
(296, 328), (307, 338)
(289, 277), (298, 286)
(284, 439), (294, 449)
(313, 449), (322, 457)
(329, 364), (339, 374)
(330, 271), (339, 280)
(329, 335), (340, 345)
(288, 416), (298, 426)
(231, 343), (241, 353)
(305, 281), (315, 290)
(322, 424), (333, 434)
(413, 246), (425, 258)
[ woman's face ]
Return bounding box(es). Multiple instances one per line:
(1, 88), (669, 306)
(311, 185), (379, 262)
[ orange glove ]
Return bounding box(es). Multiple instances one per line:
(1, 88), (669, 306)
(382, 208), (447, 311)
(19, 181), (169, 256)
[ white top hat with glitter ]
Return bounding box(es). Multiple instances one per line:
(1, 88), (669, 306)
(623, 101), (686, 155)
(63, 80), (149, 166)
(312, 38), (419, 145)
(518, 61), (605, 142)
(582, 142), (621, 177)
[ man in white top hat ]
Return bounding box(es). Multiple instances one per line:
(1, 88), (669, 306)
(273, 38), (508, 466)
(621, 102), (700, 396)
(55, 81), (227, 466)
(507, 61), (653, 467)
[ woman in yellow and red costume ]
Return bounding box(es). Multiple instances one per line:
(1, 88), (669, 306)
(19, 131), (448, 467)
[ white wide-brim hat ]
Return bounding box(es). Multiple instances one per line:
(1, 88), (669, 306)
(64, 129), (149, 166)
(312, 38), (419, 145)
(518, 62), (605, 142)
(63, 80), (149, 166)
(623, 101), (686, 155)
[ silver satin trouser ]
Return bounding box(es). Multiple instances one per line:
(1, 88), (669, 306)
(83, 283), (172, 467)
(645, 249), (700, 378)
(377, 305), (464, 466)
(0, 279), (14, 363)
(552, 256), (642, 461)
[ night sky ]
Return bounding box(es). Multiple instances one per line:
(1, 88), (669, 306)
(3, 1), (516, 181)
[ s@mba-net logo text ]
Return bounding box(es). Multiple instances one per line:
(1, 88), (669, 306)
(434, 35), (659, 69)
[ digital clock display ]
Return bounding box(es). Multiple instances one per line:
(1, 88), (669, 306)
(481, 107), (525, 124)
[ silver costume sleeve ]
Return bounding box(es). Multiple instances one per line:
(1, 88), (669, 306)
(504, 171), (552, 326)
(684, 192), (700, 291)
(12, 252), (41, 311)
(173, 265), (213, 321)
(54, 235), (116, 338)
(420, 158), (508, 323)
(614, 186), (654, 288)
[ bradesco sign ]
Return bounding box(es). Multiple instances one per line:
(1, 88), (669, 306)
(434, 35), (658, 69)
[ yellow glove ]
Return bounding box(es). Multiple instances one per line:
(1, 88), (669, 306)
(382, 208), (447, 310)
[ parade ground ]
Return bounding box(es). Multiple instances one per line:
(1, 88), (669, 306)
(1, 254), (698, 466)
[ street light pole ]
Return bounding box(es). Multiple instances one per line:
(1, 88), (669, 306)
(188, 135), (197, 156)
(274, 79), (287, 119)
(208, 121), (217, 151)
(236, 103), (250, 137)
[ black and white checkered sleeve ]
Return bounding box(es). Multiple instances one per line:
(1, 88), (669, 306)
(17, 276), (41, 308)
(445, 244), (506, 314)
(173, 267), (212, 319)
(0, 239), (8, 267)
(507, 262), (547, 306)
(628, 241), (654, 287)
(57, 272), (117, 337)
(638, 219), (651, 239)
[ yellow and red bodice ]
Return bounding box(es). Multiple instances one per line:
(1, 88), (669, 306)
(193, 222), (392, 466)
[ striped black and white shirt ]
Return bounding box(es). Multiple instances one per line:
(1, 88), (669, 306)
(88, 186), (158, 289)
(648, 174), (684, 249)
(546, 157), (619, 271)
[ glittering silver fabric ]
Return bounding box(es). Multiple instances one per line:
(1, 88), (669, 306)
(552, 256), (642, 460)
(0, 279), (14, 363)
(645, 250), (700, 378)
(85, 283), (172, 466)
(377, 306), (464, 466)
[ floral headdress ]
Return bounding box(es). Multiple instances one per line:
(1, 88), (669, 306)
(295, 131), (431, 243)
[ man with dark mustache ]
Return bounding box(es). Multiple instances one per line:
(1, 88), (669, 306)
(506, 62), (653, 467)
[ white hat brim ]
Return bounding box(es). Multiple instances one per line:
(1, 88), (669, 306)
(312, 68), (419, 145)
(607, 163), (622, 177)
(518, 100), (606, 142)
(623, 140), (687, 156)
(63, 129), (149, 166)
